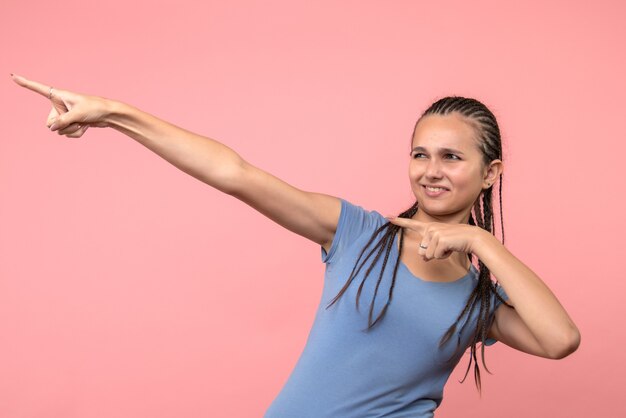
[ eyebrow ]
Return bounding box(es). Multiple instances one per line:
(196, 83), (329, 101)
(411, 146), (465, 155)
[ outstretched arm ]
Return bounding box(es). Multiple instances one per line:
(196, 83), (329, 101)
(12, 74), (342, 253)
(107, 101), (342, 251)
(105, 100), (243, 194)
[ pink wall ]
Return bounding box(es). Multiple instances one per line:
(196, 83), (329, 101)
(2, 0), (623, 416)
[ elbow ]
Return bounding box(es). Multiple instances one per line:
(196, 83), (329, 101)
(217, 153), (248, 196)
(549, 327), (581, 359)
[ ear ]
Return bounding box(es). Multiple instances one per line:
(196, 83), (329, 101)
(482, 159), (504, 189)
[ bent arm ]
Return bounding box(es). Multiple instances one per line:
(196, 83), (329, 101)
(475, 231), (581, 359)
(105, 101), (341, 251)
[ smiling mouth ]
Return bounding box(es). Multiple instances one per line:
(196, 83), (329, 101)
(424, 186), (447, 191)
(422, 185), (449, 196)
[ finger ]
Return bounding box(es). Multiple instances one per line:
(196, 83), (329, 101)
(385, 216), (427, 234)
(439, 249), (453, 259)
(46, 108), (59, 128)
(11, 74), (54, 99)
(66, 125), (88, 138)
(433, 236), (451, 259)
(49, 108), (74, 132)
(418, 237), (429, 257)
(418, 228), (433, 259)
(425, 234), (439, 260)
(58, 122), (84, 136)
(51, 99), (68, 116)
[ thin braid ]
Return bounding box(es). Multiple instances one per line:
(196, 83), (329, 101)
(500, 171), (505, 245)
(355, 233), (392, 312)
(325, 203), (419, 324)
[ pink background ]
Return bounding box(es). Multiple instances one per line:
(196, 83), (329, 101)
(1, 1), (624, 417)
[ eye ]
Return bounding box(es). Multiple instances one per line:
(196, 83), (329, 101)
(411, 153), (461, 160)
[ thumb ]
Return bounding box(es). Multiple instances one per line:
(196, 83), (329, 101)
(48, 89), (80, 131)
(48, 103), (80, 131)
(49, 114), (70, 131)
(49, 100), (71, 131)
(51, 100), (68, 118)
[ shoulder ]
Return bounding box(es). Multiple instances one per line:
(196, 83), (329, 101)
(321, 198), (387, 264)
(338, 198), (386, 230)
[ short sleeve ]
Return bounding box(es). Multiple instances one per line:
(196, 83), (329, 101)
(320, 198), (381, 265)
(484, 283), (510, 346)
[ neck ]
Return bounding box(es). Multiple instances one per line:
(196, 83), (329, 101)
(411, 206), (472, 225)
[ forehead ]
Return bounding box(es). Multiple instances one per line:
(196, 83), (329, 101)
(412, 113), (478, 150)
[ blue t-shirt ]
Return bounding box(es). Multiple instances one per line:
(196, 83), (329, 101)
(264, 198), (509, 418)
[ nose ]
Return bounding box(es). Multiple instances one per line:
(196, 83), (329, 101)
(424, 157), (443, 179)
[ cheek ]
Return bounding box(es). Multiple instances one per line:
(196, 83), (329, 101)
(445, 171), (482, 200)
(452, 174), (475, 188)
(449, 166), (481, 184)
(454, 175), (484, 200)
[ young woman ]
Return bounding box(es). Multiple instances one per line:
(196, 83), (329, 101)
(11, 73), (580, 417)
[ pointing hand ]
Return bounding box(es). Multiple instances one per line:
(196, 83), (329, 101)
(11, 73), (114, 139)
(385, 216), (485, 261)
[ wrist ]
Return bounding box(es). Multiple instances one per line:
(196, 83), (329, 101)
(103, 99), (134, 130)
(471, 228), (497, 257)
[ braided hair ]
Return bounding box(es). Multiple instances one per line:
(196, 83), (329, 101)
(325, 96), (514, 395)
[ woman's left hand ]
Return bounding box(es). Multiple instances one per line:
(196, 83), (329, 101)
(385, 216), (486, 261)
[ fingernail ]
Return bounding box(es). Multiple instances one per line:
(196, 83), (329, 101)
(385, 215), (395, 220)
(50, 123), (58, 131)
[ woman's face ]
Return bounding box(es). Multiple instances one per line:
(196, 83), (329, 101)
(408, 112), (500, 224)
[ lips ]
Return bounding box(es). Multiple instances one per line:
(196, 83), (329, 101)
(421, 185), (449, 198)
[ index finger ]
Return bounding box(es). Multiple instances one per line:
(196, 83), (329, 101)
(384, 216), (426, 233)
(11, 74), (53, 99)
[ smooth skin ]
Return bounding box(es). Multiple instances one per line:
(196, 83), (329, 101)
(11, 73), (580, 360)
